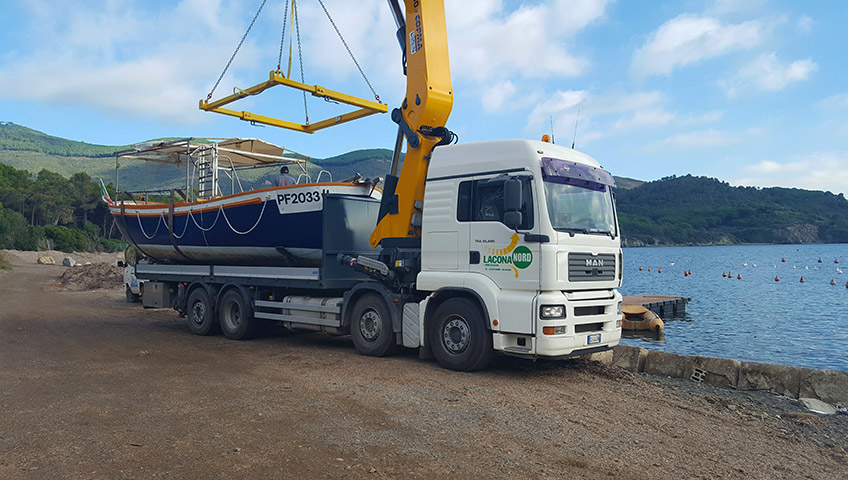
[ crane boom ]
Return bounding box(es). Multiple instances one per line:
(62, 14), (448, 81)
(369, 0), (454, 248)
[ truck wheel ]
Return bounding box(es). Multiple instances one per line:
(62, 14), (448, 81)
(219, 289), (257, 340)
(350, 294), (398, 357)
(125, 285), (139, 303)
(186, 287), (218, 336)
(429, 298), (494, 371)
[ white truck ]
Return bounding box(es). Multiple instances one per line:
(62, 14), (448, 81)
(129, 0), (622, 371)
(134, 139), (622, 371)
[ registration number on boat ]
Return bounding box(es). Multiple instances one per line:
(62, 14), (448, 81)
(587, 334), (601, 344)
(275, 189), (328, 214)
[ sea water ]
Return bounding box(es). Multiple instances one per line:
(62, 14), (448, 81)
(619, 244), (848, 371)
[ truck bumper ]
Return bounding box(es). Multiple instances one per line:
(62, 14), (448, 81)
(492, 289), (622, 358)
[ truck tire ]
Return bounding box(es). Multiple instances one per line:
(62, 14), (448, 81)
(219, 289), (257, 340)
(186, 287), (218, 336)
(429, 298), (494, 371)
(125, 285), (140, 303)
(350, 293), (398, 357)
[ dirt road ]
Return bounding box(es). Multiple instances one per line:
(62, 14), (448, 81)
(1, 254), (846, 479)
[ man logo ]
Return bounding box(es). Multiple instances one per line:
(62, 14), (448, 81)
(585, 258), (604, 267)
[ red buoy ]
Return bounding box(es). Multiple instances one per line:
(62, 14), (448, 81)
(775, 275), (780, 282)
(800, 276), (805, 283)
(639, 266), (643, 271)
(830, 279), (836, 285)
(782, 258), (786, 262)
(658, 267), (662, 273)
(722, 272), (727, 277)
(737, 274), (742, 280)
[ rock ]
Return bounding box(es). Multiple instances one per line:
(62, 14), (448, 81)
(643, 350), (695, 379)
(799, 397), (837, 415)
(588, 349), (613, 364)
(737, 362), (801, 397)
(37, 256), (56, 265)
(62, 257), (76, 267)
(691, 356), (741, 388)
(612, 345), (647, 372)
(798, 368), (848, 405)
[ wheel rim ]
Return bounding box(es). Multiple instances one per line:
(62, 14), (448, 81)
(191, 301), (206, 326)
(442, 316), (470, 354)
(224, 302), (241, 330)
(359, 308), (381, 342)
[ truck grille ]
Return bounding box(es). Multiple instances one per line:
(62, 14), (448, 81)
(568, 253), (616, 281)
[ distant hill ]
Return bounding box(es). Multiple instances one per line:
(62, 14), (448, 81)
(616, 175), (848, 245)
(0, 122), (130, 157)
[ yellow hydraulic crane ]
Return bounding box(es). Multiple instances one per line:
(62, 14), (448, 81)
(369, 0), (454, 248)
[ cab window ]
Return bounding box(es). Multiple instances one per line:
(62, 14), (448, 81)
(457, 177), (533, 229)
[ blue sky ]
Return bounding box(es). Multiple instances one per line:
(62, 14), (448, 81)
(1, 0), (846, 193)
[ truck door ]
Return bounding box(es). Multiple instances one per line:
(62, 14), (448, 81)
(459, 174), (540, 334)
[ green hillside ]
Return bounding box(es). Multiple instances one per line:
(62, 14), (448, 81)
(616, 175), (848, 245)
(0, 121), (130, 157)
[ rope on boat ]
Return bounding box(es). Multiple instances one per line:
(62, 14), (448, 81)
(170, 210), (193, 240)
(188, 205), (224, 233)
(131, 195), (269, 239)
(219, 198), (269, 235)
(135, 211), (165, 239)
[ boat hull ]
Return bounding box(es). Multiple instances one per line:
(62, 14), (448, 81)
(109, 183), (381, 266)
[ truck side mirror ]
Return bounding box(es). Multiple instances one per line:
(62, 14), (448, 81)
(504, 177), (522, 211)
(503, 211), (522, 229)
(503, 178), (523, 229)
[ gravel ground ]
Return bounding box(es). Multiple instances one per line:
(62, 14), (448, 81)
(0, 252), (846, 479)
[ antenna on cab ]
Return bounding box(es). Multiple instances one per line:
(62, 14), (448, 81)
(549, 116), (556, 144)
(571, 109), (580, 149)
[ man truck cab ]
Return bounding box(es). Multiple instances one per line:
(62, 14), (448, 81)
(419, 139), (622, 361)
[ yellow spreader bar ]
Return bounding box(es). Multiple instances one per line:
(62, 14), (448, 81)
(199, 70), (388, 134)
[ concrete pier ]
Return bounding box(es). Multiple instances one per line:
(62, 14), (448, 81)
(595, 345), (848, 408)
(623, 294), (690, 316)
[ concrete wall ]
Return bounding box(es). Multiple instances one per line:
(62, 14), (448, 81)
(598, 345), (848, 407)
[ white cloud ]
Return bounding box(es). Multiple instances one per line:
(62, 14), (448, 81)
(481, 81), (518, 113)
(816, 93), (848, 111)
(0, 0), (260, 124)
(662, 129), (735, 148)
(527, 90), (589, 127)
(446, 0), (611, 105)
(658, 127), (763, 148)
(613, 109), (675, 130)
(724, 52), (816, 95)
(796, 15), (813, 33)
(631, 14), (763, 77)
(735, 153), (848, 194)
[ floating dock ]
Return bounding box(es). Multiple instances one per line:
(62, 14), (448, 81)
(623, 294), (690, 317)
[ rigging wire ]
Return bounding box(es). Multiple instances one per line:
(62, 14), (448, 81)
(293, 0), (309, 124)
(207, 0), (269, 100)
(316, 0), (380, 102)
(277, 0), (292, 71)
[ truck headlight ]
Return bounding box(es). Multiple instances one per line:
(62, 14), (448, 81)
(540, 305), (565, 319)
(616, 301), (622, 315)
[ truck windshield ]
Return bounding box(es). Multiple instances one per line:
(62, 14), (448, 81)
(540, 158), (617, 236)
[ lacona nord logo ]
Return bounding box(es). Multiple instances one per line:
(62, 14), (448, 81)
(483, 233), (533, 278)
